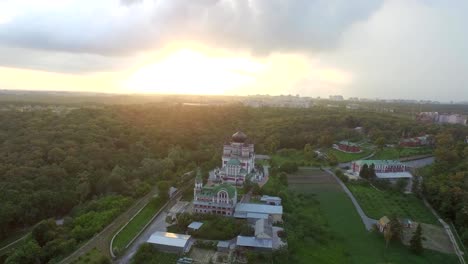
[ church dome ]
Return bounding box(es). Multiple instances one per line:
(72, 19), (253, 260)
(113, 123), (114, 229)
(232, 131), (247, 143)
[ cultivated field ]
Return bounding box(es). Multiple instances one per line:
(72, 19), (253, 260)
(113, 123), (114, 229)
(287, 167), (458, 264)
(288, 167), (342, 192)
(346, 183), (439, 225)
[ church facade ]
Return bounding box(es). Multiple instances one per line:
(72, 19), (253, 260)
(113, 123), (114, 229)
(215, 131), (262, 185)
(193, 171), (237, 216)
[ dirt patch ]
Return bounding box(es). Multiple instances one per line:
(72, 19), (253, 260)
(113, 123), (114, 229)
(401, 223), (454, 254)
(189, 247), (216, 264)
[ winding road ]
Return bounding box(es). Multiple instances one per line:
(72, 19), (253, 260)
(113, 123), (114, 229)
(324, 168), (377, 230)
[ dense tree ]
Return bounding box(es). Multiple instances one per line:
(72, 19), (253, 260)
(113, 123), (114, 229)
(5, 239), (41, 264)
(375, 137), (386, 150)
(360, 164), (369, 179)
(32, 219), (58, 247)
(303, 143), (314, 161)
(410, 224), (424, 255)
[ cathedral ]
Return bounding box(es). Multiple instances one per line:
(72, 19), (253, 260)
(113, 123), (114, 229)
(214, 131), (261, 185)
(193, 170), (237, 216)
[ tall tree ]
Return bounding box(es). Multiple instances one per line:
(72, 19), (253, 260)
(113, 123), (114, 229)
(375, 137), (386, 151)
(410, 224), (424, 255)
(359, 164), (369, 179)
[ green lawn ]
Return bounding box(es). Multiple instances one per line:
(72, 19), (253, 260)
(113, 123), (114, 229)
(271, 149), (323, 167)
(346, 183), (439, 225)
(112, 197), (166, 253)
(328, 148), (373, 163)
(286, 168), (457, 264)
(372, 146), (433, 160)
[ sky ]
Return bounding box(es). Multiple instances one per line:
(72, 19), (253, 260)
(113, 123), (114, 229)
(0, 0), (467, 101)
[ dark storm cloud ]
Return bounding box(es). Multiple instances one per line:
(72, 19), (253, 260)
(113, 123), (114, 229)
(0, 0), (384, 56)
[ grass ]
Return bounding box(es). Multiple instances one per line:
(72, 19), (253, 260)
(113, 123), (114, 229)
(372, 146), (433, 160)
(72, 248), (110, 264)
(328, 148), (373, 163)
(346, 183), (439, 225)
(112, 197), (166, 253)
(286, 167), (458, 264)
(131, 244), (179, 264)
(271, 148), (323, 167)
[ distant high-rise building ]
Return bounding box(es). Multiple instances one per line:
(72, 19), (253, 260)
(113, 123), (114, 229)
(329, 95), (344, 101)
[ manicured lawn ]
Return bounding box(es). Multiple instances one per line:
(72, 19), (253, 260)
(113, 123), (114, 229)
(372, 146), (433, 160)
(346, 183), (439, 225)
(271, 149), (323, 167)
(287, 168), (457, 264)
(112, 197), (166, 253)
(328, 148), (373, 163)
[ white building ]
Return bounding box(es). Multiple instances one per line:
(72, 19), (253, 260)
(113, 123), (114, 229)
(147, 232), (191, 253)
(193, 170), (237, 216)
(215, 131), (262, 185)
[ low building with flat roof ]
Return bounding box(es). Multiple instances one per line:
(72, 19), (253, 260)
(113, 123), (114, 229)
(260, 195), (282, 205)
(147, 231), (191, 254)
(236, 236), (273, 251)
(234, 203), (283, 223)
(187, 221), (203, 231)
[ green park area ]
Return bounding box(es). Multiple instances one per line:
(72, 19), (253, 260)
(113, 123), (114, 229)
(372, 146), (433, 160)
(112, 196), (166, 254)
(285, 168), (457, 264)
(346, 183), (439, 225)
(271, 148), (322, 167)
(327, 148), (373, 163)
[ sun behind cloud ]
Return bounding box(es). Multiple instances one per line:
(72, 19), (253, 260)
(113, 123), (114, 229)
(123, 49), (264, 95)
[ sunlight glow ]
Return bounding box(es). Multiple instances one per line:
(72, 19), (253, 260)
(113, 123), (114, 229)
(124, 49), (265, 95)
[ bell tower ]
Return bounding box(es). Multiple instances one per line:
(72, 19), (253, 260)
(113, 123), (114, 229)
(194, 168), (203, 198)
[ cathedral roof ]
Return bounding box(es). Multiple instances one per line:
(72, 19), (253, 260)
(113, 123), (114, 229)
(227, 158), (241, 166)
(201, 183), (236, 198)
(232, 131), (247, 143)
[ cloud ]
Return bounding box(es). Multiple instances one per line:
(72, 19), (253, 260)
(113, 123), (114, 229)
(0, 0), (384, 57)
(319, 0), (468, 101)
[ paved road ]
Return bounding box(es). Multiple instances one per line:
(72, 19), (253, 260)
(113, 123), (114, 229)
(59, 188), (159, 264)
(324, 168), (377, 230)
(115, 175), (194, 264)
(116, 209), (170, 264)
(402, 156), (435, 168)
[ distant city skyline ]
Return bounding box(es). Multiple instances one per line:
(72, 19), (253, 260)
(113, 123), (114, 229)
(0, 0), (467, 101)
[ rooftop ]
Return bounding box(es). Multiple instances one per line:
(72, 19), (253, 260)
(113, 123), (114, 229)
(354, 160), (405, 166)
(147, 232), (191, 248)
(260, 195), (282, 202)
(376, 172), (412, 179)
(217, 241), (231, 248)
(187, 221), (203, 230)
(227, 158), (241, 166)
(235, 203), (283, 215)
(201, 183), (237, 197)
(246, 212), (269, 219)
(236, 236), (273, 249)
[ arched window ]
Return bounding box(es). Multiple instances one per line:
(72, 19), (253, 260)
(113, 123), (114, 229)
(217, 190), (228, 203)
